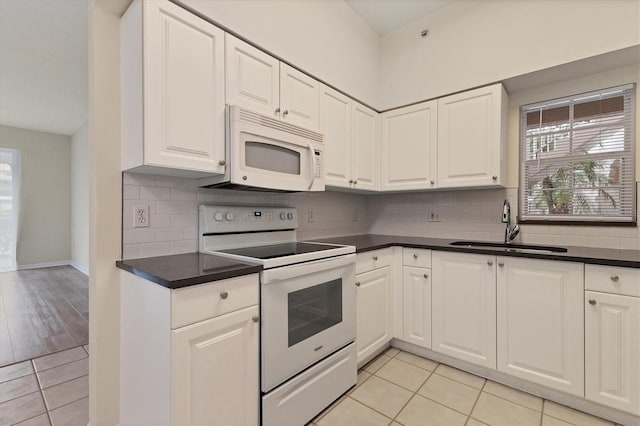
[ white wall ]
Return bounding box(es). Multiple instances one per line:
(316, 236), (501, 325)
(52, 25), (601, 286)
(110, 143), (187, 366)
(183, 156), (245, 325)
(0, 125), (71, 266)
(121, 173), (368, 259)
(71, 121), (89, 273)
(379, 0), (640, 109)
(177, 0), (381, 108)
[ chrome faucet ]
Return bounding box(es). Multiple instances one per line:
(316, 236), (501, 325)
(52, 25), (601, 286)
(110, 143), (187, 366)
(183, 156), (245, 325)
(502, 199), (520, 244)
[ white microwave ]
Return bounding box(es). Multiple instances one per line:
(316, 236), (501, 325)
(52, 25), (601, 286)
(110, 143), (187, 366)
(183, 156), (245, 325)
(199, 105), (325, 192)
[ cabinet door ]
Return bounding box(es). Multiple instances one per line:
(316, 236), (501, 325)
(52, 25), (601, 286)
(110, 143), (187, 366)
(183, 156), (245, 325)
(402, 266), (431, 348)
(225, 34), (280, 118)
(320, 85), (352, 188)
(143, 0), (226, 174)
(280, 63), (320, 131)
(356, 267), (392, 363)
(432, 251), (496, 368)
(437, 83), (506, 188)
(586, 291), (640, 414)
(497, 257), (584, 396)
(380, 101), (437, 191)
(351, 102), (379, 192)
(172, 306), (259, 426)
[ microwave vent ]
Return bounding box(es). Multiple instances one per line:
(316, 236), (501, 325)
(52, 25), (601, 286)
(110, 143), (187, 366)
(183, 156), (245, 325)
(237, 108), (324, 144)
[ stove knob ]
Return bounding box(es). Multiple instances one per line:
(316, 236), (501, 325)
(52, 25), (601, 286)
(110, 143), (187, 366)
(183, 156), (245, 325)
(225, 212), (235, 221)
(213, 212), (224, 221)
(287, 213), (294, 220)
(280, 213), (287, 220)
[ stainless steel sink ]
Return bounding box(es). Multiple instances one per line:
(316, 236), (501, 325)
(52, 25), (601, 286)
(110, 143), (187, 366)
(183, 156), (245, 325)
(450, 241), (568, 253)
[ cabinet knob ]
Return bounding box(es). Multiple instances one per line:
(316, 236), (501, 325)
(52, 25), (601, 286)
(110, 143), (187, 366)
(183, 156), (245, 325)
(430, 180), (435, 185)
(282, 110), (289, 116)
(498, 261), (504, 267)
(589, 299), (597, 305)
(242, 175), (247, 181)
(349, 179), (354, 184)
(218, 160), (226, 166)
(275, 107), (280, 115)
(220, 291), (229, 300)
(355, 281), (361, 287)
(610, 274), (619, 282)
(492, 175), (498, 180)
(487, 260), (493, 266)
(373, 256), (378, 261)
(353, 180), (358, 184)
(423, 274), (429, 278)
(413, 254), (418, 259)
(252, 316), (260, 323)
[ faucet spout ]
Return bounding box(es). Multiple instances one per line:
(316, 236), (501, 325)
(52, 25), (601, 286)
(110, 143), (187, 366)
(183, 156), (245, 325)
(502, 199), (518, 244)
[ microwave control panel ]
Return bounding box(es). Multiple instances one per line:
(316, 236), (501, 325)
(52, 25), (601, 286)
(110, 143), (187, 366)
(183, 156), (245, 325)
(314, 150), (322, 178)
(199, 205), (298, 234)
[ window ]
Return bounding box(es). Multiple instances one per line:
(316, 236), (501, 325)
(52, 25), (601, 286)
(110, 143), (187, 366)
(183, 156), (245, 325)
(520, 84), (636, 224)
(0, 148), (20, 271)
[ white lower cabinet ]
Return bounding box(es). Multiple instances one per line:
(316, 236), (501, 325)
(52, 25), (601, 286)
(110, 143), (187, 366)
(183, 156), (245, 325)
(356, 266), (392, 364)
(120, 272), (260, 426)
(402, 266), (431, 348)
(172, 306), (259, 426)
(431, 251), (497, 369)
(585, 287), (640, 414)
(496, 257), (584, 396)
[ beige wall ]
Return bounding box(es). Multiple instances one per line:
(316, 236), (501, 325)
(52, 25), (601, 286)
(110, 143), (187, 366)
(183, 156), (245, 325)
(380, 0), (640, 109)
(0, 125), (71, 266)
(71, 121), (89, 273)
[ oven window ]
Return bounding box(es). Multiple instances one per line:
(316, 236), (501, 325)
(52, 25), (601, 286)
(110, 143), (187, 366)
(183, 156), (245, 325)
(245, 142), (301, 175)
(288, 279), (342, 347)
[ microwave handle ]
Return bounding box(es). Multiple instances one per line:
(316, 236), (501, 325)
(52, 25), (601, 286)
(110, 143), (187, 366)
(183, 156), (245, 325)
(307, 142), (316, 190)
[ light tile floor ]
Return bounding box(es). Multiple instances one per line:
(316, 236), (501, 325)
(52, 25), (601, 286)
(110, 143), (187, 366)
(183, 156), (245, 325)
(0, 345), (89, 425)
(312, 348), (618, 426)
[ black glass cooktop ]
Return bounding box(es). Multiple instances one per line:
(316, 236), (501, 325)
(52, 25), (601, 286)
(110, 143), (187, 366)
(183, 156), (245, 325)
(218, 242), (342, 260)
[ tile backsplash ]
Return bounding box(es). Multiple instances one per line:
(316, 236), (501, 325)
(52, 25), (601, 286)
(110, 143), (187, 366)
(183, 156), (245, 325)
(122, 173), (639, 259)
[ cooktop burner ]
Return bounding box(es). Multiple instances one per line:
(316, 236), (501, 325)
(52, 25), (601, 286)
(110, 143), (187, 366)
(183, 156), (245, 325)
(217, 242), (342, 260)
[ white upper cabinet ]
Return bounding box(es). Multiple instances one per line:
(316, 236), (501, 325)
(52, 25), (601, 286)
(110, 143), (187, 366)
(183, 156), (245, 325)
(225, 34), (280, 118)
(437, 83), (507, 188)
(432, 251), (497, 369)
(351, 103), (379, 191)
(121, 0), (226, 177)
(496, 257), (584, 396)
(380, 101), (438, 191)
(320, 85), (352, 188)
(225, 35), (320, 131)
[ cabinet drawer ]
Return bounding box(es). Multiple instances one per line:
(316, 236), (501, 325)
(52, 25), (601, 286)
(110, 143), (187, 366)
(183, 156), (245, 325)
(585, 265), (640, 297)
(402, 248), (431, 268)
(356, 248), (392, 274)
(171, 274), (259, 329)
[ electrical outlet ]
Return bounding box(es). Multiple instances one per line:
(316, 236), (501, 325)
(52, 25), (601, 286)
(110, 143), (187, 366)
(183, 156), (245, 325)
(353, 207), (359, 222)
(134, 205), (150, 228)
(308, 208), (315, 223)
(429, 211), (439, 222)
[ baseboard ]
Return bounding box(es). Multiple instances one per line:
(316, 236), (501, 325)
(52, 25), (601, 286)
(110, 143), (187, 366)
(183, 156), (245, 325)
(70, 262), (89, 275)
(17, 260), (72, 270)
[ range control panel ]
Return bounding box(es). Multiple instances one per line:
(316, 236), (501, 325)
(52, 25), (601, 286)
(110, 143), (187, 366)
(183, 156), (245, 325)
(199, 205), (298, 234)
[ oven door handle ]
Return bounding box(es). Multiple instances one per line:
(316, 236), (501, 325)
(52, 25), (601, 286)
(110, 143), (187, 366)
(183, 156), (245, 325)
(307, 142), (316, 190)
(262, 253), (355, 284)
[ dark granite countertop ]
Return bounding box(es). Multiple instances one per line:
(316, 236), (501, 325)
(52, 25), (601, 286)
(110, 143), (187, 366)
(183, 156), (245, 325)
(116, 253), (262, 289)
(311, 234), (640, 269)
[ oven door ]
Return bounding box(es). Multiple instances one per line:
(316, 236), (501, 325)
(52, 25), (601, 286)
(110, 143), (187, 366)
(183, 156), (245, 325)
(261, 254), (355, 392)
(229, 109), (324, 192)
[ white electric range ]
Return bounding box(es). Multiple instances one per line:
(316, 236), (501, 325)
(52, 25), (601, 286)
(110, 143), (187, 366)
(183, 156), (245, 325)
(199, 205), (357, 426)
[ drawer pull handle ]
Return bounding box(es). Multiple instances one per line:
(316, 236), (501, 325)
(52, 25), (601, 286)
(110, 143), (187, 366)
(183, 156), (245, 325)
(610, 274), (619, 282)
(373, 256), (378, 261)
(252, 316), (260, 323)
(413, 254), (418, 259)
(589, 299), (597, 305)
(220, 291), (229, 300)
(314, 345), (323, 351)
(498, 261), (504, 267)
(423, 274), (429, 278)
(487, 260), (493, 266)
(355, 282), (361, 287)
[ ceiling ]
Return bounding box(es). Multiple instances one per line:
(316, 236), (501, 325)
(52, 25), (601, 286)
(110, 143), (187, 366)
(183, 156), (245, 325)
(0, 0), (87, 136)
(345, 0), (450, 35)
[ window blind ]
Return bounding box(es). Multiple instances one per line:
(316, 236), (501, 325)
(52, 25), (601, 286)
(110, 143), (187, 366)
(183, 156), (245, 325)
(520, 84), (636, 223)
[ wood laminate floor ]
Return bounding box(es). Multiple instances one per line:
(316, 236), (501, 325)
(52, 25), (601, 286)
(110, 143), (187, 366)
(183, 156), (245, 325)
(0, 266), (88, 368)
